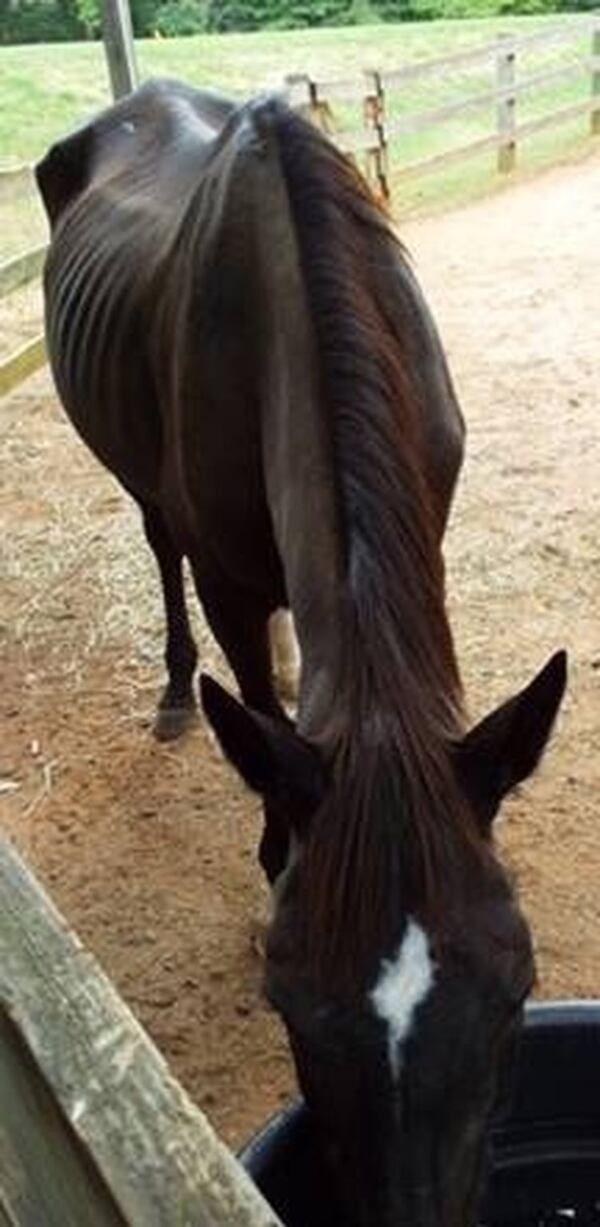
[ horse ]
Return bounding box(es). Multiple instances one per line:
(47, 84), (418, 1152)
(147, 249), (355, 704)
(36, 81), (567, 1227)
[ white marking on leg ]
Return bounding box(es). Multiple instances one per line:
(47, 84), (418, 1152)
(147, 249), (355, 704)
(269, 609), (301, 702)
(370, 919), (435, 1081)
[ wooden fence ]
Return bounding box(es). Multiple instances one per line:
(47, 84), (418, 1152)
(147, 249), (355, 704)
(0, 166), (47, 400)
(0, 834), (282, 1226)
(285, 14), (600, 197)
(1, 14), (599, 399)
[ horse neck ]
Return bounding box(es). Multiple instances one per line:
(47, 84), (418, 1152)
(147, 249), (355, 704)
(253, 103), (461, 745)
(296, 542), (468, 993)
(252, 115), (471, 989)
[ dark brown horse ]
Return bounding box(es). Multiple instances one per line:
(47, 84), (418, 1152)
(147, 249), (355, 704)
(37, 81), (566, 1227)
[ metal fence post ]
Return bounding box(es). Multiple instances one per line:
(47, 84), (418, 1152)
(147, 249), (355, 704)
(496, 34), (516, 173)
(101, 0), (138, 101)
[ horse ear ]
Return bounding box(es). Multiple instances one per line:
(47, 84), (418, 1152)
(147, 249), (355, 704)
(456, 650), (567, 831)
(200, 674), (325, 820)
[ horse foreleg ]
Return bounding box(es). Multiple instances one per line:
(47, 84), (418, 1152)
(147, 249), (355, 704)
(140, 504), (198, 740)
(192, 564), (283, 721)
(269, 609), (300, 707)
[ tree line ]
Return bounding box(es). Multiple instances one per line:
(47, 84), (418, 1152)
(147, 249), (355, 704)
(0, 0), (593, 44)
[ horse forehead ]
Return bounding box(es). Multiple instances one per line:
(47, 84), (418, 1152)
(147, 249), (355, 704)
(370, 919), (436, 1081)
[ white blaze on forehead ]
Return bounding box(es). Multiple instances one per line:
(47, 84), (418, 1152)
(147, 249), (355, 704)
(370, 919), (435, 1081)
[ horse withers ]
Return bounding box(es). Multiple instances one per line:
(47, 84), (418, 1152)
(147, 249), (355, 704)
(37, 82), (566, 1227)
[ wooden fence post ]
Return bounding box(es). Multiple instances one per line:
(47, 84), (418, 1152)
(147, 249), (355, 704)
(284, 73), (332, 133)
(308, 80), (335, 135)
(591, 17), (600, 136)
(496, 34), (516, 173)
(363, 70), (389, 201)
(0, 835), (283, 1226)
(100, 0), (138, 101)
(363, 69), (385, 129)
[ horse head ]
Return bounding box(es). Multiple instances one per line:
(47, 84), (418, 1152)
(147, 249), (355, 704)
(202, 650), (566, 1227)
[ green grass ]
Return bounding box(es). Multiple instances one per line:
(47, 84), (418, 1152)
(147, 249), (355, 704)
(0, 13), (597, 252)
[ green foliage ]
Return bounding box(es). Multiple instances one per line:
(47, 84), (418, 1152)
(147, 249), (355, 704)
(70, 0), (101, 36)
(206, 0), (275, 31)
(385, 0), (588, 14)
(0, 0), (84, 43)
(373, 0), (416, 20)
(344, 0), (379, 22)
(130, 0), (162, 33)
(285, 0), (352, 27)
(381, 0), (572, 15)
(0, 0), (184, 42)
(70, 0), (163, 37)
(0, 0), (592, 43)
(498, 0), (577, 12)
(155, 0), (209, 33)
(207, 0), (353, 30)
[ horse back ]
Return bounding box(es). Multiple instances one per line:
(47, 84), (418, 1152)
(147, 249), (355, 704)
(37, 86), (463, 608)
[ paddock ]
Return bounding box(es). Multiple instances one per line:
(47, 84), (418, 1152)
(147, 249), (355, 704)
(1, 147), (599, 1150)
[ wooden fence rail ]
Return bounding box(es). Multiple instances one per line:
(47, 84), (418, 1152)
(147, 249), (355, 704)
(0, 834), (282, 1226)
(0, 165), (33, 205)
(0, 176), (47, 399)
(0, 336), (47, 400)
(285, 14), (600, 197)
(0, 244), (47, 298)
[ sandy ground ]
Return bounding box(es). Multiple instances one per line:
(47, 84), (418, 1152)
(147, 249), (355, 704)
(1, 150), (599, 1149)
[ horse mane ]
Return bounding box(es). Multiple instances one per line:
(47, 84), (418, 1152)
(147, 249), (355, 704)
(271, 103), (484, 991)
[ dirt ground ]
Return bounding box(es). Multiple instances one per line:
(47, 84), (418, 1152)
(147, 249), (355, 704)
(1, 151), (599, 1151)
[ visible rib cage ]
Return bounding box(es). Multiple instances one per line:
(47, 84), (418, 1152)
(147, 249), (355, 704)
(45, 178), (154, 415)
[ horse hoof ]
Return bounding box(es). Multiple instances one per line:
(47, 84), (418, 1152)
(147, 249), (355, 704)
(153, 705), (198, 742)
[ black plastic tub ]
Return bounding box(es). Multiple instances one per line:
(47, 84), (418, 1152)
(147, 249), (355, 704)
(240, 1002), (600, 1226)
